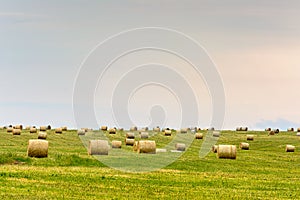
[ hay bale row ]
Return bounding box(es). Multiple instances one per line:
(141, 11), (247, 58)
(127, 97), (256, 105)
(137, 140), (156, 154)
(13, 125), (23, 130)
(273, 129), (280, 134)
(27, 139), (48, 158)
(40, 126), (47, 131)
(88, 140), (109, 155)
(297, 128), (300, 132)
(217, 145), (237, 159)
(61, 126), (67, 131)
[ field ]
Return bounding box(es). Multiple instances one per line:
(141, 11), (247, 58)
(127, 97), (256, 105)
(0, 128), (300, 199)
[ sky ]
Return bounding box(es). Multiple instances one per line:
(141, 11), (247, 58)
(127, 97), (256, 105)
(1, 1), (300, 130)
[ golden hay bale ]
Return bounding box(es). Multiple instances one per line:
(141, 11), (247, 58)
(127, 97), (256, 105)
(246, 135), (254, 141)
(273, 129), (279, 134)
(241, 127), (248, 131)
(55, 128), (62, 134)
(38, 132), (47, 140)
(12, 129), (21, 135)
(140, 132), (149, 139)
(47, 125), (51, 130)
(297, 128), (300, 132)
(125, 138), (135, 146)
(236, 127), (242, 131)
(101, 126), (108, 131)
(265, 128), (271, 131)
(126, 132), (135, 139)
(195, 133), (203, 139)
(61, 126), (67, 131)
(108, 128), (116, 134)
(175, 143), (186, 151)
(7, 127), (13, 133)
(40, 126), (47, 131)
(286, 145), (295, 152)
(27, 139), (48, 158)
(217, 145), (237, 159)
(240, 142), (249, 150)
(212, 145), (218, 153)
(287, 128), (294, 132)
(153, 127), (160, 132)
(296, 133), (300, 137)
(112, 140), (122, 148)
(14, 125), (23, 130)
(30, 127), (37, 133)
(269, 131), (275, 136)
(130, 126), (137, 131)
(133, 141), (138, 151)
(180, 128), (188, 133)
(164, 130), (172, 136)
(138, 140), (156, 154)
(212, 131), (220, 137)
(77, 129), (86, 136)
(88, 140), (109, 155)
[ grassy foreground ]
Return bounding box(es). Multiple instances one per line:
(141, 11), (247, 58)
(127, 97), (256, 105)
(0, 128), (300, 199)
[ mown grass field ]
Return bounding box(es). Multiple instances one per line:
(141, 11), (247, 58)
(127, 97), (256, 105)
(0, 128), (300, 199)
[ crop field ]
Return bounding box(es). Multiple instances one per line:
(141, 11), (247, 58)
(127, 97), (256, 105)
(0, 128), (300, 199)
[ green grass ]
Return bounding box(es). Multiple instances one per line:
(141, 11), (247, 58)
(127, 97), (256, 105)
(0, 128), (300, 199)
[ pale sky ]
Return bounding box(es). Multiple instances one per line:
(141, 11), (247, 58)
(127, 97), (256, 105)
(1, 1), (300, 130)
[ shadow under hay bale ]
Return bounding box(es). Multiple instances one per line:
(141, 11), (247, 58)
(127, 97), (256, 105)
(27, 139), (48, 158)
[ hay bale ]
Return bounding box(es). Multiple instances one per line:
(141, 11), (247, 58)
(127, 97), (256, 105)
(108, 128), (116, 134)
(297, 128), (300, 132)
(7, 127), (13, 133)
(287, 128), (294, 132)
(118, 128), (124, 131)
(112, 140), (122, 148)
(130, 126), (137, 131)
(265, 128), (271, 131)
(140, 132), (149, 139)
(296, 133), (300, 137)
(125, 138), (135, 146)
(27, 139), (48, 158)
(88, 140), (109, 155)
(180, 128), (188, 133)
(38, 132), (47, 140)
(12, 129), (21, 135)
(236, 127), (242, 131)
(195, 133), (203, 139)
(175, 143), (186, 151)
(153, 127), (160, 132)
(47, 125), (51, 130)
(212, 145), (218, 153)
(77, 129), (86, 136)
(269, 131), (275, 135)
(164, 130), (172, 136)
(0, 126), (4, 129)
(30, 127), (37, 133)
(25, 126), (31, 130)
(273, 129), (280, 134)
(14, 125), (23, 130)
(55, 128), (62, 134)
(61, 126), (67, 131)
(156, 148), (167, 153)
(212, 131), (220, 137)
(133, 141), (138, 151)
(208, 127), (215, 131)
(138, 140), (156, 154)
(246, 135), (254, 141)
(126, 132), (135, 139)
(101, 126), (108, 131)
(241, 127), (248, 131)
(217, 145), (237, 159)
(40, 126), (47, 131)
(286, 145), (295, 152)
(240, 142), (249, 150)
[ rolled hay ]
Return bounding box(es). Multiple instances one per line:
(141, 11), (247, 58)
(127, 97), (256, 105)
(164, 130), (172, 136)
(125, 138), (135, 146)
(7, 127), (13, 133)
(180, 128), (188, 133)
(133, 141), (138, 151)
(126, 132), (135, 139)
(0, 126), (4, 129)
(269, 131), (275, 136)
(40, 126), (47, 131)
(118, 128), (124, 131)
(30, 127), (37, 133)
(38, 132), (47, 140)
(208, 127), (215, 131)
(101, 126), (108, 131)
(140, 132), (149, 139)
(25, 126), (31, 130)
(12, 129), (21, 135)
(130, 126), (137, 131)
(296, 133), (300, 137)
(47, 125), (51, 130)
(55, 128), (62, 134)
(236, 127), (242, 131)
(265, 128), (271, 131)
(61, 126), (67, 131)
(77, 129), (86, 136)
(195, 133), (203, 139)
(14, 125), (23, 130)
(88, 140), (109, 155)
(108, 128), (116, 134)
(156, 148), (167, 153)
(111, 140), (122, 148)
(241, 127), (248, 131)
(153, 127), (160, 132)
(273, 129), (280, 134)
(138, 140), (156, 154)
(27, 139), (48, 158)
(217, 145), (237, 159)
(287, 128), (294, 132)
(297, 128), (300, 132)
(212, 131), (220, 137)
(240, 142), (249, 150)
(175, 143), (186, 151)
(212, 145), (218, 153)
(246, 135), (254, 141)
(286, 145), (295, 152)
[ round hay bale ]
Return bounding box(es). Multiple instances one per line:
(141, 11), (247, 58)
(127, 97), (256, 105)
(273, 129), (280, 134)
(55, 128), (62, 134)
(180, 128), (188, 133)
(212, 145), (218, 153)
(138, 140), (156, 154)
(40, 126), (47, 131)
(286, 145), (295, 152)
(38, 132), (47, 140)
(195, 133), (203, 139)
(208, 127), (215, 131)
(212, 131), (220, 137)
(240, 142), (249, 150)
(296, 133), (300, 137)
(25, 126), (31, 130)
(246, 135), (254, 141)
(14, 125), (23, 130)
(27, 139), (48, 158)
(61, 126), (67, 131)
(125, 138), (135, 146)
(108, 128), (116, 134)
(47, 125), (51, 130)
(175, 143), (186, 151)
(140, 132), (149, 139)
(241, 127), (248, 131)
(297, 128), (300, 132)
(287, 128), (294, 132)
(112, 140), (122, 148)
(153, 127), (160, 132)
(265, 128), (271, 131)
(133, 141), (139, 151)
(126, 132), (135, 139)
(130, 126), (137, 131)
(30, 127), (37, 133)
(12, 129), (21, 135)
(217, 145), (237, 159)
(88, 140), (109, 155)
(118, 128), (124, 131)
(164, 130), (172, 136)
(7, 127), (13, 133)
(77, 129), (86, 136)
(101, 126), (108, 131)
(269, 131), (275, 136)
(236, 127), (242, 131)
